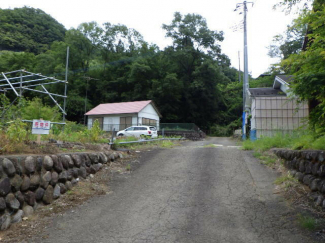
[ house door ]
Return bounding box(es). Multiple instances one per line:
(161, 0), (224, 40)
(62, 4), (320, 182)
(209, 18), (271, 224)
(120, 116), (132, 130)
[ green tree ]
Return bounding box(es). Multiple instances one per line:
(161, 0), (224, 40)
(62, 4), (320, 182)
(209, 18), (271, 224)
(161, 13), (231, 129)
(0, 51), (36, 72)
(162, 12), (224, 57)
(0, 7), (66, 54)
(268, 23), (307, 59)
(279, 0), (325, 132)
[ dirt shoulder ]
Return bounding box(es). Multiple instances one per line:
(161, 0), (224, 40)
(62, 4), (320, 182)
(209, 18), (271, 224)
(253, 150), (325, 241)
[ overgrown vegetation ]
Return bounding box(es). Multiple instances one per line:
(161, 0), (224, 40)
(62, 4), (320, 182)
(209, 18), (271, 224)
(0, 96), (109, 153)
(274, 174), (297, 186)
(253, 151), (277, 166)
(242, 131), (325, 152)
(297, 214), (317, 230)
(0, 92), (184, 154)
(269, 0), (325, 136)
(53, 120), (106, 143)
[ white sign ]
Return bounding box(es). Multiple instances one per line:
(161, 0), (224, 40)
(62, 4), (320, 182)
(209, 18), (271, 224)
(32, 120), (51, 135)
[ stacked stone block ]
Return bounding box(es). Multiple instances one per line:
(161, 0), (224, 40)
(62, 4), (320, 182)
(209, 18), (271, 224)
(0, 151), (120, 230)
(273, 149), (325, 208)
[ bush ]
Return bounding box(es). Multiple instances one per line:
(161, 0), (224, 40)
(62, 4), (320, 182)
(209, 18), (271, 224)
(310, 135), (325, 150)
(54, 120), (105, 143)
(6, 119), (28, 143)
(209, 119), (241, 137)
(21, 98), (61, 121)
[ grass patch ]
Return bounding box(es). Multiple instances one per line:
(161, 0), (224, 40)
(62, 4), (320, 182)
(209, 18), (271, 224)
(297, 214), (317, 230)
(263, 157), (277, 166)
(253, 151), (262, 158)
(241, 131), (325, 152)
(160, 140), (176, 148)
(203, 144), (216, 148)
(115, 136), (138, 143)
(241, 140), (255, 150)
(274, 174), (297, 185)
(274, 174), (298, 190)
(260, 155), (276, 166)
(252, 151), (277, 167)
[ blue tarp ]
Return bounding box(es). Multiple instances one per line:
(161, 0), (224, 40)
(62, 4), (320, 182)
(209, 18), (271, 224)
(250, 129), (257, 141)
(242, 112), (246, 140)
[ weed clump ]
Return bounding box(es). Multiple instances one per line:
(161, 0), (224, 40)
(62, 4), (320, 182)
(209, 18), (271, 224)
(297, 214), (317, 230)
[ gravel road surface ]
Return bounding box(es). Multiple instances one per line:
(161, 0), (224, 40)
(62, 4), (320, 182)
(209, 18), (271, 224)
(32, 137), (315, 243)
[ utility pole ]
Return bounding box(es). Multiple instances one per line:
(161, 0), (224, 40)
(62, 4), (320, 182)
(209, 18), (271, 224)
(238, 51), (241, 83)
(235, 1), (253, 139)
(63, 46), (69, 123)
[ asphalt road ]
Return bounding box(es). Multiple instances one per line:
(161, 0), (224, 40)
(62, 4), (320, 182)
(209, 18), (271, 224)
(33, 137), (315, 243)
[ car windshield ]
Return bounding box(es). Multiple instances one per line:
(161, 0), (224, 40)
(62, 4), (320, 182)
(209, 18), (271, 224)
(149, 127), (157, 131)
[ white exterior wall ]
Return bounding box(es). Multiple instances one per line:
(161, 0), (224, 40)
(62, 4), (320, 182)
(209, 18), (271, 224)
(280, 83), (292, 96)
(88, 114), (137, 131)
(87, 117), (93, 129)
(132, 117), (138, 126)
(138, 104), (160, 127)
(251, 99), (256, 130)
(251, 96), (309, 138)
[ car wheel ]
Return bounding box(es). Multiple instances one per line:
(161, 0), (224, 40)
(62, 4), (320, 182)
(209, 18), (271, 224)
(118, 134), (124, 137)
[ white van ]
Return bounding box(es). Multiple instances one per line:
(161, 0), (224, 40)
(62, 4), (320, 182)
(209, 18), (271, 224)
(117, 126), (158, 138)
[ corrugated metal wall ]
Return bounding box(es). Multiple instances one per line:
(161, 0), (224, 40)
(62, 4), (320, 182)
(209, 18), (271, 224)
(251, 97), (309, 138)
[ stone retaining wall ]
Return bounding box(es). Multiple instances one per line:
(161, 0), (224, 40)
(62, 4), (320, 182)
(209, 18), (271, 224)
(0, 151), (121, 230)
(273, 149), (325, 209)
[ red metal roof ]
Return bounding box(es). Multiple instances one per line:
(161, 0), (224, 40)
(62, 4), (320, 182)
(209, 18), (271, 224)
(85, 100), (153, 116)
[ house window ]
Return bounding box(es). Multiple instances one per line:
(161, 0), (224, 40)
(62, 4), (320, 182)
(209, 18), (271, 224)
(142, 118), (149, 125)
(142, 118), (157, 126)
(120, 116), (132, 130)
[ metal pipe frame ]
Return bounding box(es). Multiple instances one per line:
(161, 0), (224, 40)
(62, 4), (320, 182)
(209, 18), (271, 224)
(0, 73), (35, 82)
(18, 80), (63, 89)
(2, 70), (23, 75)
(1, 72), (20, 97)
(22, 70), (64, 83)
(0, 75), (65, 88)
(21, 87), (67, 98)
(0, 77), (50, 88)
(41, 85), (66, 115)
(1, 69), (67, 122)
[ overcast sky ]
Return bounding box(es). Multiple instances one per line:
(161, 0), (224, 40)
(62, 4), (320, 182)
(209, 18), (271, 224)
(1, 0), (299, 78)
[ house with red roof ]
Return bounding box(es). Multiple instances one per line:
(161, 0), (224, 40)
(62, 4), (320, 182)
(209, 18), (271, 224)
(85, 100), (161, 131)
